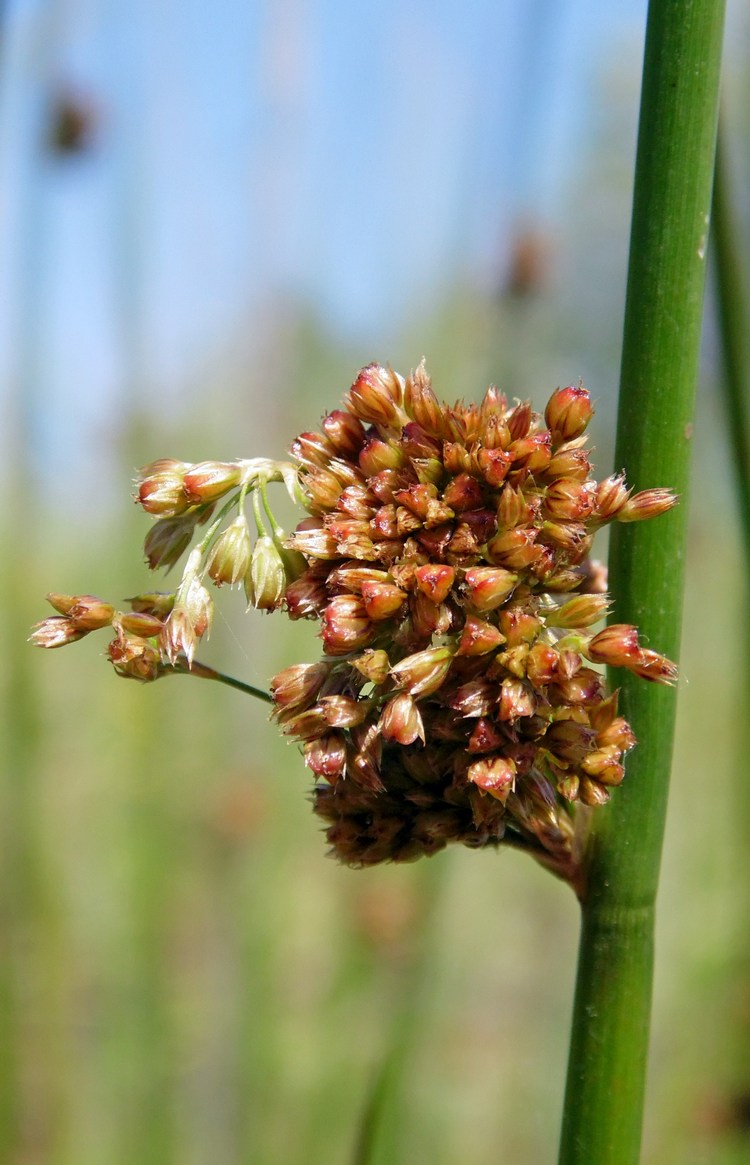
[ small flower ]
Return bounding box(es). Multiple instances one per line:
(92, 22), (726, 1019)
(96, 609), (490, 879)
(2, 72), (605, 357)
(390, 646), (453, 698)
(617, 488), (679, 523)
(249, 536), (287, 610)
(207, 516), (252, 587)
(137, 459), (191, 516)
(182, 461), (242, 505)
(544, 384), (593, 443)
(30, 616), (88, 648)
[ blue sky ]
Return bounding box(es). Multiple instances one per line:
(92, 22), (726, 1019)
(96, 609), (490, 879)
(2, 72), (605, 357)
(0, 0), (651, 479)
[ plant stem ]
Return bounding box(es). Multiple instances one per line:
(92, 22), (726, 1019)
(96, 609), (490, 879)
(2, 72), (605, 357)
(559, 3), (725, 1163)
(168, 659), (273, 704)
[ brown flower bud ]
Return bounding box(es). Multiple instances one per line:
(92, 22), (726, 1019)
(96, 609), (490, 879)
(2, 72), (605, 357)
(463, 567), (517, 612)
(60, 594), (115, 630)
(159, 578), (213, 665)
(498, 608), (541, 647)
(630, 650), (678, 685)
(508, 431), (551, 474)
(579, 777), (611, 807)
(304, 469), (346, 511)
(107, 629), (163, 681)
(379, 692), (425, 744)
(359, 438), (404, 476)
(496, 485), (537, 529)
(336, 485), (377, 520)
(466, 717), (505, 754)
(545, 444), (591, 481)
(441, 474), (484, 512)
(507, 401), (533, 441)
(287, 521), (339, 560)
(526, 642), (560, 686)
(476, 447), (512, 487)
(544, 384), (593, 442)
(319, 695), (370, 728)
(390, 646), (453, 697)
(587, 624), (642, 667)
(442, 442), (472, 474)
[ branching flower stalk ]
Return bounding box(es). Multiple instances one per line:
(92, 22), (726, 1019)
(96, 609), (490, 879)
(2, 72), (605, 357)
(32, 365), (676, 891)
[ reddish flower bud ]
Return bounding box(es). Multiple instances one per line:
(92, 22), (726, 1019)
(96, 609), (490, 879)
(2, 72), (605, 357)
(107, 629), (163, 681)
(284, 570), (327, 619)
(319, 695), (370, 728)
(587, 624), (642, 667)
(291, 431), (335, 470)
(497, 678), (536, 722)
(617, 488), (678, 523)
(545, 444), (591, 481)
(360, 580), (406, 621)
(543, 479), (596, 522)
(359, 438), (404, 476)
(346, 364), (404, 427)
(271, 662), (330, 711)
(466, 718), (505, 754)
(321, 596), (373, 655)
(304, 734), (347, 782)
(336, 485), (377, 520)
(476, 447), (512, 487)
(414, 564), (455, 604)
(467, 756), (516, 803)
(595, 473), (631, 520)
(442, 442), (472, 474)
(127, 591), (176, 618)
(390, 646), (453, 697)
(486, 527), (541, 570)
(579, 777), (611, 807)
(143, 514), (197, 570)
(455, 614), (505, 656)
(496, 485), (537, 529)
(321, 409), (366, 458)
(137, 459), (191, 516)
(441, 474), (484, 512)
(526, 642), (560, 687)
(630, 650), (678, 685)
(379, 692), (425, 744)
(60, 594), (115, 630)
(544, 384), (593, 442)
(404, 360), (443, 436)
(287, 521), (339, 560)
(304, 469), (346, 511)
(497, 608), (541, 647)
(508, 431), (552, 474)
(182, 461), (242, 505)
(463, 567), (517, 612)
(507, 401), (533, 441)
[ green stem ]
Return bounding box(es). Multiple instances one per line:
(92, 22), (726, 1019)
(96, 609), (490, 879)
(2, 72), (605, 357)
(167, 659), (273, 704)
(559, 3), (725, 1163)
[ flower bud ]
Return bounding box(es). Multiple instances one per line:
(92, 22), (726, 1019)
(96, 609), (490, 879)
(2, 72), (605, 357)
(466, 717), (505, 754)
(127, 592), (176, 618)
(270, 662), (330, 711)
(249, 536), (287, 610)
(160, 578), (213, 665)
(414, 564), (455, 604)
(595, 473), (630, 520)
(476, 447), (512, 487)
(358, 438), (404, 476)
(617, 488), (678, 523)
(498, 608), (540, 647)
(143, 514), (197, 570)
(30, 616), (88, 649)
(137, 460), (191, 516)
(319, 695), (370, 728)
(59, 594), (115, 630)
(586, 624), (642, 667)
(360, 580), (406, 621)
(497, 678), (536, 722)
(545, 594), (609, 630)
(108, 630), (163, 681)
(631, 650), (678, 685)
(321, 409), (366, 458)
(304, 734), (347, 782)
(346, 364), (404, 427)
(379, 692), (425, 744)
(351, 649), (390, 685)
(182, 461), (242, 505)
(287, 520), (339, 560)
(117, 612), (165, 637)
(467, 756), (516, 803)
(291, 431), (335, 470)
(456, 614), (505, 656)
(390, 646), (453, 697)
(321, 596), (373, 654)
(486, 528), (541, 570)
(543, 479), (595, 522)
(546, 444), (591, 481)
(404, 360), (443, 436)
(463, 567), (517, 612)
(304, 469), (346, 511)
(544, 384), (593, 442)
(206, 517), (252, 587)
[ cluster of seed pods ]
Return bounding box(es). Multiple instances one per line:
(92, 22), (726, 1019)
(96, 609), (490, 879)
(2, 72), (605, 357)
(272, 363), (677, 869)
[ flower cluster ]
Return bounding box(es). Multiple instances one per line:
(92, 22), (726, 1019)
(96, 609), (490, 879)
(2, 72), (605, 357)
(273, 363), (677, 874)
(30, 457), (304, 677)
(31, 361), (677, 881)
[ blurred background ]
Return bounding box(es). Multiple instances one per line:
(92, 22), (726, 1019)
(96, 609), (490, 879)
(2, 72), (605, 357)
(2, 1), (750, 1162)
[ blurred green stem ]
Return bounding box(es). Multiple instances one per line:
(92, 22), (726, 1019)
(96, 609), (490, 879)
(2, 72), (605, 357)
(712, 115), (750, 555)
(559, 2), (725, 1163)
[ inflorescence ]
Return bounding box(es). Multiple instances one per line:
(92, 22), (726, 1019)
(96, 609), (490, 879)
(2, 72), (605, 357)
(31, 362), (677, 881)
